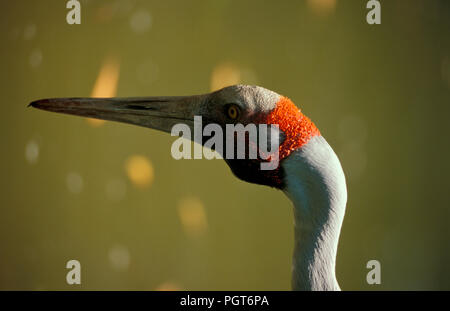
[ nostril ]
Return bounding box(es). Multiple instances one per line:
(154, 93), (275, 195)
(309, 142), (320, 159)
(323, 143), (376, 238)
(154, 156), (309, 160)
(126, 105), (157, 111)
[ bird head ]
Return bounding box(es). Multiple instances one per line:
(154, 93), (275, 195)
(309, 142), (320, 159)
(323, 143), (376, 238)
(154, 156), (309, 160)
(30, 85), (320, 190)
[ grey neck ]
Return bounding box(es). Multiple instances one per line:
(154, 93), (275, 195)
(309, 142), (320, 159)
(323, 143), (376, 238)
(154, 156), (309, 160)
(291, 203), (342, 290)
(282, 136), (347, 291)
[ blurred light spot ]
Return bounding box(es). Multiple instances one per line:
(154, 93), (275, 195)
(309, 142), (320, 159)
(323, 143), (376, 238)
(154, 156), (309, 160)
(23, 24), (36, 40)
(25, 140), (39, 164)
(130, 9), (152, 33)
(339, 142), (367, 182)
(441, 56), (450, 89)
(177, 197), (208, 237)
(96, 4), (115, 22)
(29, 48), (42, 68)
(136, 58), (159, 86)
(66, 172), (84, 194)
(307, 0), (337, 16)
(106, 178), (127, 201)
(156, 281), (183, 291)
(125, 155), (154, 188)
(338, 115), (368, 145)
(87, 55), (121, 127)
(108, 245), (130, 271)
(210, 62), (241, 91)
(86, 118), (105, 127)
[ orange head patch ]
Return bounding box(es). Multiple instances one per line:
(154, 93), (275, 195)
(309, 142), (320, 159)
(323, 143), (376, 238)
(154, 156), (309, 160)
(222, 96), (320, 190)
(265, 96), (320, 161)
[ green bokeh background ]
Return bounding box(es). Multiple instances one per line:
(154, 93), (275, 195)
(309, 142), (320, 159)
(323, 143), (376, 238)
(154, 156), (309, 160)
(1, 0), (449, 290)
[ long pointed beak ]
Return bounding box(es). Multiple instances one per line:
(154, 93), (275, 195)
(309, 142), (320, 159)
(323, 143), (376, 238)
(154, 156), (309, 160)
(29, 95), (206, 133)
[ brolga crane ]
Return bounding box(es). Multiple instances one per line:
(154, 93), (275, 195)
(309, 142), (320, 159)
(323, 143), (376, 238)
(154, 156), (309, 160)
(30, 85), (347, 291)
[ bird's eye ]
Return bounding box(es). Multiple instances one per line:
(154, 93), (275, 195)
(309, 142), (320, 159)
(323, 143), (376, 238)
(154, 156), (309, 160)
(226, 104), (240, 120)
